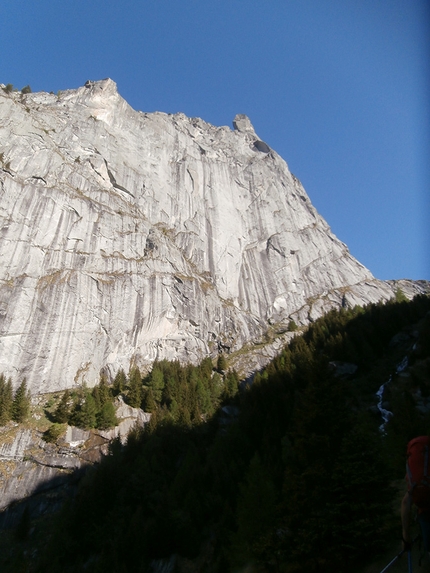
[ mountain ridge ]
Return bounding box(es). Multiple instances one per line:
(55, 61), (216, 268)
(0, 78), (428, 392)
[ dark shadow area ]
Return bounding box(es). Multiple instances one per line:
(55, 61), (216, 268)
(0, 463), (87, 530)
(253, 139), (271, 153)
(1, 294), (429, 572)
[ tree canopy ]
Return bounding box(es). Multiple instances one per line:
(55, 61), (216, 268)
(2, 293), (430, 573)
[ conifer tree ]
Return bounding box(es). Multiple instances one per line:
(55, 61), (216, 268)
(195, 376), (212, 415)
(0, 374), (13, 425)
(79, 392), (97, 429)
(209, 372), (223, 405)
(178, 403), (192, 427)
(148, 365), (164, 404)
(127, 366), (142, 408)
(162, 375), (179, 406)
(112, 368), (127, 396)
(43, 423), (65, 443)
(93, 375), (111, 410)
(223, 369), (239, 399)
(12, 379), (31, 423)
(69, 388), (84, 427)
(143, 388), (156, 412)
(96, 401), (118, 430)
(71, 390), (97, 429)
(199, 356), (213, 379)
(217, 353), (227, 373)
(53, 390), (71, 423)
(169, 397), (179, 421)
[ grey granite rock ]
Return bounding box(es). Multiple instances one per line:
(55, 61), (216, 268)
(0, 397), (150, 513)
(0, 79), (424, 392)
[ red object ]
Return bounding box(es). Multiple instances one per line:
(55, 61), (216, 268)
(406, 436), (430, 511)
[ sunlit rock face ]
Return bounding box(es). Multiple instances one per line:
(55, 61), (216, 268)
(0, 79), (402, 392)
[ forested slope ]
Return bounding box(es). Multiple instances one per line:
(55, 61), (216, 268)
(3, 294), (430, 573)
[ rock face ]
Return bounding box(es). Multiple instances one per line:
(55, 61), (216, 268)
(0, 79), (422, 393)
(0, 397), (150, 523)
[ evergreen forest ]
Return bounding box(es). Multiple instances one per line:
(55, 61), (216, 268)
(2, 293), (430, 573)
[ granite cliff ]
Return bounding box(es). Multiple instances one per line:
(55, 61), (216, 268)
(0, 79), (424, 393)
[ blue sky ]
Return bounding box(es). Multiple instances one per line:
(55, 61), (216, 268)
(1, 0), (429, 280)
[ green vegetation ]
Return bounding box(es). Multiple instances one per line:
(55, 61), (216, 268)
(38, 357), (234, 433)
(68, 381), (115, 430)
(1, 294), (430, 572)
(127, 365), (142, 408)
(395, 287), (408, 303)
(12, 379), (31, 422)
(0, 375), (13, 425)
(0, 376), (30, 424)
(43, 423), (66, 443)
(20, 85), (32, 94)
(216, 353), (227, 372)
(112, 368), (126, 396)
(51, 389), (70, 423)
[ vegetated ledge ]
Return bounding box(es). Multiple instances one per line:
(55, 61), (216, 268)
(0, 394), (151, 529)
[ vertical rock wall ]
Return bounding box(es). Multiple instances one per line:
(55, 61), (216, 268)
(0, 79), (397, 392)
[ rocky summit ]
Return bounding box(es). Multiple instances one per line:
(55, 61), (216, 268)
(0, 79), (425, 393)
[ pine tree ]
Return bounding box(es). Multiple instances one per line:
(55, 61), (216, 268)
(12, 379), (31, 423)
(223, 369), (239, 399)
(148, 365), (164, 404)
(43, 423), (65, 443)
(217, 353), (227, 373)
(128, 366), (142, 408)
(53, 390), (71, 423)
(195, 376), (212, 416)
(93, 375), (111, 409)
(97, 401), (118, 430)
(199, 356), (214, 379)
(71, 390), (97, 429)
(209, 372), (223, 406)
(112, 368), (127, 396)
(178, 404), (192, 427)
(0, 375), (13, 425)
(168, 397), (179, 421)
(80, 392), (97, 429)
(143, 388), (156, 412)
(162, 375), (179, 406)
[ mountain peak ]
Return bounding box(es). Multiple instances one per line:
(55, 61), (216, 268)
(84, 77), (118, 94)
(232, 113), (256, 135)
(0, 80), (424, 392)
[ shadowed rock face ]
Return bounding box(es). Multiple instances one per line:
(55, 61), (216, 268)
(0, 79), (414, 392)
(0, 396), (150, 522)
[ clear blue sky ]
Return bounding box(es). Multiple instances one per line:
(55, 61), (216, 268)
(1, 0), (429, 280)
